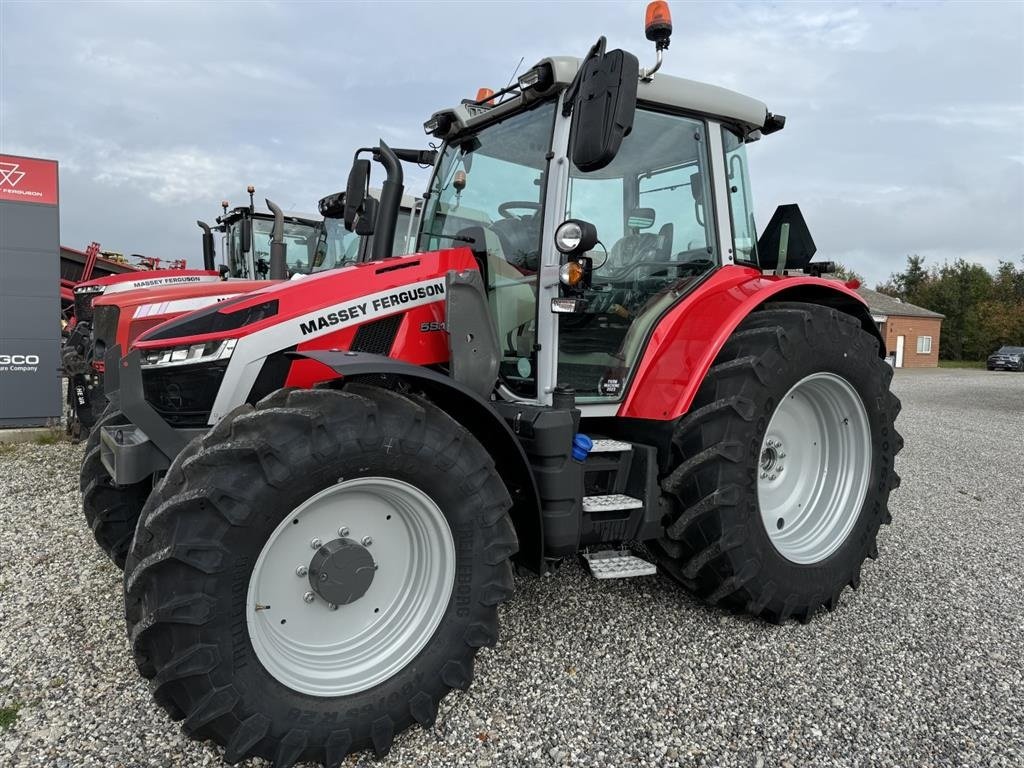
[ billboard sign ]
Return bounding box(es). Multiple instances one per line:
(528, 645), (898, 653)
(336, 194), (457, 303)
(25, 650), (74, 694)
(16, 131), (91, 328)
(0, 154), (61, 427)
(0, 155), (59, 206)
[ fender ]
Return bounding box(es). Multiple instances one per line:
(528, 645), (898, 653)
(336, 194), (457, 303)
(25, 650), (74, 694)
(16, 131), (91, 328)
(294, 350), (545, 574)
(619, 265), (882, 421)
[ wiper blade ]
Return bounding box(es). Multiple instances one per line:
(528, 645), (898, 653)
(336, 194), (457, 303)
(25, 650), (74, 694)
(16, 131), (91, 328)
(421, 231), (476, 244)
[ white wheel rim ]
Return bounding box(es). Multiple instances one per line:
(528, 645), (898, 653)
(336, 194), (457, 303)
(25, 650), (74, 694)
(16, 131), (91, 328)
(246, 477), (455, 697)
(757, 372), (872, 564)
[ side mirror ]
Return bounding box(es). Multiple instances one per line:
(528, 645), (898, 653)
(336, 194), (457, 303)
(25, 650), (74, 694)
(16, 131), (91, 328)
(240, 213), (252, 255)
(318, 191), (346, 219)
(756, 204), (816, 273)
(344, 159), (370, 231)
(569, 40), (639, 172)
(196, 220), (216, 271)
(355, 197), (378, 236)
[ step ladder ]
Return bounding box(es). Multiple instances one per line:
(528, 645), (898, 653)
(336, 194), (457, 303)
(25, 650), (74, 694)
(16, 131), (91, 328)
(583, 549), (657, 579)
(580, 437), (657, 579)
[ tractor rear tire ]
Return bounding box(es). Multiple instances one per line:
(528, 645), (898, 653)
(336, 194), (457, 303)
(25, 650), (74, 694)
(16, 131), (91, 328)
(80, 404), (151, 569)
(123, 384), (517, 766)
(653, 302), (902, 623)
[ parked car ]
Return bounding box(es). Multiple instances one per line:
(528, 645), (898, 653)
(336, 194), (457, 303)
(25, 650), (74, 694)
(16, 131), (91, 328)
(986, 345), (1024, 371)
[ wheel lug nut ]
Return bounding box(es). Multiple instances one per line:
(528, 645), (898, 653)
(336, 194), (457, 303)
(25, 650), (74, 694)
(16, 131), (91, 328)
(778, 452), (786, 458)
(338, 526), (350, 537)
(310, 538), (322, 549)
(362, 536), (373, 546)
(760, 472), (768, 479)
(303, 591), (315, 603)
(295, 565), (308, 577)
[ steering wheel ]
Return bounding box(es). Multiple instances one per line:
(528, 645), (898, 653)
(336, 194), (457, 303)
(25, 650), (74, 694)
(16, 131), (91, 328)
(498, 201), (541, 219)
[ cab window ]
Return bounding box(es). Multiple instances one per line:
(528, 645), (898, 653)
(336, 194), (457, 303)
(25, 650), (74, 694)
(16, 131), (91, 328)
(419, 103), (556, 397)
(559, 108), (716, 400)
(723, 127), (758, 264)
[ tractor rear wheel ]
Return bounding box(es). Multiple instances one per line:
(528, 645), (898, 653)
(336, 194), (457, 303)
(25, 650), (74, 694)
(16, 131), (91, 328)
(123, 384), (517, 766)
(80, 404), (151, 568)
(653, 302), (902, 623)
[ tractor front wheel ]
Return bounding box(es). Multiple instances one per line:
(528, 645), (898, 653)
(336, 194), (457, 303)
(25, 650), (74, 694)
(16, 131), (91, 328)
(653, 302), (902, 623)
(123, 384), (517, 765)
(80, 404), (151, 568)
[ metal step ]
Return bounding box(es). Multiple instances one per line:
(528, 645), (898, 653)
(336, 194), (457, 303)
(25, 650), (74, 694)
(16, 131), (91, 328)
(584, 550), (657, 579)
(589, 438), (633, 453)
(582, 493), (643, 513)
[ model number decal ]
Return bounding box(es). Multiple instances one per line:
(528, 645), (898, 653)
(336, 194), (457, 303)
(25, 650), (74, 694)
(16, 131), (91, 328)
(419, 321), (446, 332)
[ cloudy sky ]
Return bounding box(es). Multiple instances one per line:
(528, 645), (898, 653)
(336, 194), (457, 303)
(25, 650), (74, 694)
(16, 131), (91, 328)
(1, 0), (1021, 287)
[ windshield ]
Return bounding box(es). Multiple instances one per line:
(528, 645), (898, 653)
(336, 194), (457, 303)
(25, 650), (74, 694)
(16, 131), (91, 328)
(225, 216), (354, 278)
(419, 103), (556, 397)
(300, 218), (364, 273)
(997, 346), (1024, 354)
(558, 108), (717, 399)
(252, 218), (335, 275)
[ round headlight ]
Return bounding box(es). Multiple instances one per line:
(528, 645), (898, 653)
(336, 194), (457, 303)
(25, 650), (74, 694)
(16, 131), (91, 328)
(555, 221), (583, 253)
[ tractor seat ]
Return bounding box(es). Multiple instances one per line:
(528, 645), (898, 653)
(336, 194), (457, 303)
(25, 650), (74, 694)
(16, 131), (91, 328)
(490, 214), (542, 272)
(606, 208), (673, 272)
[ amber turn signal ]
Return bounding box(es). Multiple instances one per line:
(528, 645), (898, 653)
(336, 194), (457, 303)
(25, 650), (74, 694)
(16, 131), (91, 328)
(559, 260), (585, 287)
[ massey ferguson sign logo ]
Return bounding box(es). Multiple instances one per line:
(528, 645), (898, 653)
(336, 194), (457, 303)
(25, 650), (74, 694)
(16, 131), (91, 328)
(0, 155), (59, 206)
(0, 163), (26, 188)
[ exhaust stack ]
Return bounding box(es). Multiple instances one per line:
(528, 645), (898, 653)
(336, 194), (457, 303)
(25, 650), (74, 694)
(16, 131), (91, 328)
(265, 199), (288, 280)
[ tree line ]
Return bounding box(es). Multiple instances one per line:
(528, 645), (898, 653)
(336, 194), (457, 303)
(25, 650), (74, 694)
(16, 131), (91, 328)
(875, 256), (1024, 361)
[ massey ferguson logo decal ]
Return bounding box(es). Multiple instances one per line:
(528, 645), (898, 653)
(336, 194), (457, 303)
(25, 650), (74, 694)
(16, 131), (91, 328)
(129, 275), (205, 289)
(299, 281), (445, 336)
(0, 162), (26, 188)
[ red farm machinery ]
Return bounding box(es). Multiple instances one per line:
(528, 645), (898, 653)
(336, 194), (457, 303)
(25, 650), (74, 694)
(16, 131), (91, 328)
(82, 5), (901, 765)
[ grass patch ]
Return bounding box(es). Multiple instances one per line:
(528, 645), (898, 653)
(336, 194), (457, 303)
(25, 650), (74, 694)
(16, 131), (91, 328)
(938, 359), (987, 369)
(34, 426), (66, 445)
(0, 443), (16, 456)
(0, 702), (20, 730)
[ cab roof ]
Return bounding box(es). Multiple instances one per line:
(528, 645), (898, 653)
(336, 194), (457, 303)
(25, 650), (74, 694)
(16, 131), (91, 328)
(434, 54), (771, 139)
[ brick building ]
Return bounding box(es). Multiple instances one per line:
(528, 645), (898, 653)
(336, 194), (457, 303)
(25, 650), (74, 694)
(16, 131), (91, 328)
(856, 287), (944, 368)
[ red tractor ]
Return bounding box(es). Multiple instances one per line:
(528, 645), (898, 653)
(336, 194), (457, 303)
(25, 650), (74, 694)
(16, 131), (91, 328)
(66, 186), (418, 440)
(79, 187), (422, 554)
(93, 6), (901, 765)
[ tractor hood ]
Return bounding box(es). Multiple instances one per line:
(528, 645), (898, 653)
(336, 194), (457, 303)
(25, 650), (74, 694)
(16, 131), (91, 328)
(134, 249), (477, 351)
(76, 268), (221, 295)
(93, 279), (266, 315)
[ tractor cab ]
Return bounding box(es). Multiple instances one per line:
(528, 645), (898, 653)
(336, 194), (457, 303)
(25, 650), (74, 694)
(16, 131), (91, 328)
(213, 193), (339, 279)
(417, 16), (783, 407)
(214, 188), (422, 279)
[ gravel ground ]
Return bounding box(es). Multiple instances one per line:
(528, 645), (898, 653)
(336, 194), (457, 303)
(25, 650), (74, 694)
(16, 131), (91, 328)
(1, 368), (1022, 767)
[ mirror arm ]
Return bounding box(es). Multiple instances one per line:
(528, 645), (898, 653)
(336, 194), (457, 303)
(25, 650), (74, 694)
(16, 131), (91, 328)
(562, 36), (607, 116)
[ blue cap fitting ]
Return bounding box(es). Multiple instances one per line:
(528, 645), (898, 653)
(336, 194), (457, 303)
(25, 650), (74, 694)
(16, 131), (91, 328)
(572, 434), (593, 462)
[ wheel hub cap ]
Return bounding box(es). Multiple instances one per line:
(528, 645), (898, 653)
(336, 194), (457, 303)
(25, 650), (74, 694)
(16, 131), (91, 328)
(757, 372), (872, 564)
(245, 477), (456, 697)
(308, 538), (376, 605)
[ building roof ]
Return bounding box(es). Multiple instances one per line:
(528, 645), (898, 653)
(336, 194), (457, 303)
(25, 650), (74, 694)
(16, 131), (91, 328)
(856, 287), (945, 319)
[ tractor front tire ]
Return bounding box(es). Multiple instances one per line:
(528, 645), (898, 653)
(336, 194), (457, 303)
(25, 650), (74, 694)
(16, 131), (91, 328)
(80, 404), (151, 568)
(123, 384), (517, 766)
(653, 302), (902, 623)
